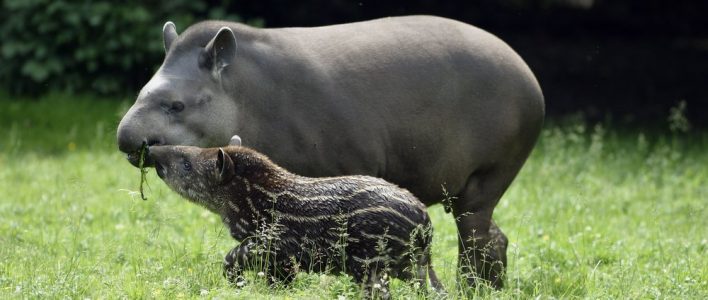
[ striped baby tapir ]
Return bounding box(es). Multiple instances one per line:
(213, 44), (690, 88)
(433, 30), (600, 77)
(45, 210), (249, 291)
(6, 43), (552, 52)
(147, 137), (445, 298)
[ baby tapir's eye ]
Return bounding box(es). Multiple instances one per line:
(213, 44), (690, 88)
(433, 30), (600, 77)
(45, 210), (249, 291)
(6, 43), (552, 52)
(182, 159), (192, 171)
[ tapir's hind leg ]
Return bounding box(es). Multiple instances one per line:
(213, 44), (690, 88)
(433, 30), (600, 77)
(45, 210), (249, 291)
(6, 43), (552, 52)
(453, 161), (522, 289)
(428, 266), (446, 294)
(413, 240), (446, 295)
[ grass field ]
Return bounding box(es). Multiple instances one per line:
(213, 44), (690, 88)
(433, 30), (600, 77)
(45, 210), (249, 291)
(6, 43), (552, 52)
(1, 94), (706, 299)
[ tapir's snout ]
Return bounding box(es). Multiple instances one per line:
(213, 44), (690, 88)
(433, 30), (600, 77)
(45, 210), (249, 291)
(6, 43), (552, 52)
(119, 135), (160, 168)
(147, 145), (180, 180)
(117, 123), (139, 154)
(147, 146), (167, 178)
(117, 107), (165, 167)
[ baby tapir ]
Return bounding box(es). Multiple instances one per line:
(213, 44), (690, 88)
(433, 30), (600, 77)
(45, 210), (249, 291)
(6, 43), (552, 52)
(147, 141), (445, 298)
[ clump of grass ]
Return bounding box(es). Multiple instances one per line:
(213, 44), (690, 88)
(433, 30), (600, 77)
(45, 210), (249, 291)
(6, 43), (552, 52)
(138, 141), (149, 200)
(2, 95), (708, 299)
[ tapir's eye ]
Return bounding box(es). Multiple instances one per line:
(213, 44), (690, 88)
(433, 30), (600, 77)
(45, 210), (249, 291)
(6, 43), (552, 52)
(182, 159), (192, 171)
(170, 101), (185, 113)
(197, 95), (212, 105)
(161, 101), (185, 114)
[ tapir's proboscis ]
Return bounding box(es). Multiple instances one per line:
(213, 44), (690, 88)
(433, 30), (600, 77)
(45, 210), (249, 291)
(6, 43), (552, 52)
(117, 15), (544, 288)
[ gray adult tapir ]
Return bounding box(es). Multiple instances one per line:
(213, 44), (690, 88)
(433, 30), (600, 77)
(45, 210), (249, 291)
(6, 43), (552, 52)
(117, 15), (544, 288)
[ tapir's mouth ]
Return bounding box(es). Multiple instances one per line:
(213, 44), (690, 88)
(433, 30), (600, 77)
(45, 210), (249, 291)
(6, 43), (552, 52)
(123, 138), (164, 168)
(126, 151), (155, 168)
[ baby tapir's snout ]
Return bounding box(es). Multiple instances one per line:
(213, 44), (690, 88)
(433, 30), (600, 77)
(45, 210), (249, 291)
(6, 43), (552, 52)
(146, 145), (173, 179)
(146, 145), (203, 182)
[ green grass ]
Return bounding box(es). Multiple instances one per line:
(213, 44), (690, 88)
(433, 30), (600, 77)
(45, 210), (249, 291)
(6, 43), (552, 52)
(1, 94), (706, 299)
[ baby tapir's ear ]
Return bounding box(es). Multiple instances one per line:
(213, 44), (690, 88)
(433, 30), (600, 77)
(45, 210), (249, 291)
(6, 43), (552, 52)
(229, 135), (242, 146)
(217, 148), (235, 183)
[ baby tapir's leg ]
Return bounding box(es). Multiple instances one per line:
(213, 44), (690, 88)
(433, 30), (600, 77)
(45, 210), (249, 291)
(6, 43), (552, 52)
(362, 268), (391, 300)
(224, 241), (297, 287)
(414, 247), (446, 295)
(428, 266), (445, 294)
(266, 255), (297, 286)
(223, 241), (252, 285)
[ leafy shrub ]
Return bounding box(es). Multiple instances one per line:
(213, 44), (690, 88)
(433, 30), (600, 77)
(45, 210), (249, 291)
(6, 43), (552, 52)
(0, 0), (258, 96)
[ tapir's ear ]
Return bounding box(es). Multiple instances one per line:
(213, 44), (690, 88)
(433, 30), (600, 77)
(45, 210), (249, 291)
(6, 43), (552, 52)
(216, 148), (235, 183)
(229, 135), (242, 146)
(163, 21), (178, 53)
(201, 27), (237, 78)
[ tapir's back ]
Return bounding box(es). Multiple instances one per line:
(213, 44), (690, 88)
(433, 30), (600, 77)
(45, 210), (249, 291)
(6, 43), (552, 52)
(245, 16), (544, 201)
(165, 16), (543, 203)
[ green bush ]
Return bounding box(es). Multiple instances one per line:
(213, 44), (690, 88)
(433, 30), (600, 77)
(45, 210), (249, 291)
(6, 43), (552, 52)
(0, 0), (258, 96)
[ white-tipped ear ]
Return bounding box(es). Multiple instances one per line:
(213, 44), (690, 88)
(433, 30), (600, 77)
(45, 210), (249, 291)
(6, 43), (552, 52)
(229, 135), (242, 146)
(202, 27), (237, 78)
(163, 21), (178, 53)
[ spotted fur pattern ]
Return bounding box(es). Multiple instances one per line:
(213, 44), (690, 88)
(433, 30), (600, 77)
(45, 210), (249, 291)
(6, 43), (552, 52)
(149, 145), (444, 298)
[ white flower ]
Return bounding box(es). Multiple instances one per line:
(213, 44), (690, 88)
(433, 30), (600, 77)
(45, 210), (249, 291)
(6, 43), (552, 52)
(199, 289), (208, 296)
(257, 271), (265, 277)
(236, 281), (245, 287)
(373, 283), (382, 289)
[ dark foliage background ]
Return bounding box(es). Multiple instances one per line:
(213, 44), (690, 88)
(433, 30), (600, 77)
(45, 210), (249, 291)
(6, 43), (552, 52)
(0, 0), (258, 95)
(1, 0), (705, 126)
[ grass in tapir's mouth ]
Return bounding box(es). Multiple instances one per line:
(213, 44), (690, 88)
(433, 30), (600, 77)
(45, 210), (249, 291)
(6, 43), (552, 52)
(138, 141), (148, 200)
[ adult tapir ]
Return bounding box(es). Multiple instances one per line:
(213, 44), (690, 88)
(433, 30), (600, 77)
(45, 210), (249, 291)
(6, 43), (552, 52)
(117, 15), (544, 288)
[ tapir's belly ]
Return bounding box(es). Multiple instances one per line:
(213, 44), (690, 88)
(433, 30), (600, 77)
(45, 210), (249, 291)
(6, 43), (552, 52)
(251, 93), (511, 204)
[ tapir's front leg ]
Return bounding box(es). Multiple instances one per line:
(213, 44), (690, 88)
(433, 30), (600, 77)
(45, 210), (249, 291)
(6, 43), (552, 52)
(223, 241), (253, 285)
